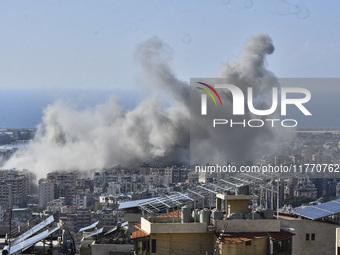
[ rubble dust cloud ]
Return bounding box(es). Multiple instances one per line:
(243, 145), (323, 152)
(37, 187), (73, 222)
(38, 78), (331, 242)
(4, 34), (292, 177)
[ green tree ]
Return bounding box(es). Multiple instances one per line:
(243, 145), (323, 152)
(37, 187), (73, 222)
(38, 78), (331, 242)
(283, 196), (313, 208)
(94, 203), (102, 211)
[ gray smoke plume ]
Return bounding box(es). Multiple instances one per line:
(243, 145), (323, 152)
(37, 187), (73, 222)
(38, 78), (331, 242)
(5, 37), (190, 178)
(135, 36), (189, 107)
(5, 34), (290, 177)
(191, 34), (292, 165)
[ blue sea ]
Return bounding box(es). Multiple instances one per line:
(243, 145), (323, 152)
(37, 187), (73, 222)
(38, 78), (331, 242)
(0, 88), (140, 128)
(0, 87), (339, 129)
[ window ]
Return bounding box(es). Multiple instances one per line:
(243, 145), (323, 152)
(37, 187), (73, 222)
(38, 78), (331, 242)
(306, 234), (310, 241)
(151, 239), (156, 253)
(245, 241), (251, 246)
(311, 233), (315, 241)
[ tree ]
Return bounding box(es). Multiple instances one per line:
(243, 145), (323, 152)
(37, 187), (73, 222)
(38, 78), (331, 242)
(283, 196), (313, 208)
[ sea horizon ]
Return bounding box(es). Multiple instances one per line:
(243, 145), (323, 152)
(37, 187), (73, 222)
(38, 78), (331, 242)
(0, 88), (139, 128)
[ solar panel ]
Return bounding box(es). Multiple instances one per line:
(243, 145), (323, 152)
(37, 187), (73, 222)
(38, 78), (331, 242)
(78, 221), (99, 233)
(11, 215), (54, 246)
(294, 198), (340, 220)
(86, 227), (104, 238)
(295, 207), (330, 220)
(118, 173), (287, 215)
(315, 203), (338, 213)
(137, 192), (196, 214)
(103, 222), (129, 237)
(118, 197), (156, 210)
(104, 226), (117, 236)
(7, 223), (60, 254)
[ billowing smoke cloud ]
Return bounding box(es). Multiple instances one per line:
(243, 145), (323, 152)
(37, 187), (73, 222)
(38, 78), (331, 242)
(134, 36), (189, 107)
(5, 37), (190, 177)
(5, 34), (291, 177)
(190, 34), (292, 165)
(219, 33), (275, 78)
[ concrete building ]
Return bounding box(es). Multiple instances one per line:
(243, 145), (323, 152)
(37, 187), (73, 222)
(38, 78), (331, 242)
(47, 171), (78, 186)
(106, 182), (121, 195)
(47, 171), (78, 204)
(336, 182), (340, 198)
(73, 194), (88, 209)
(59, 214), (77, 233)
(39, 178), (55, 208)
(94, 208), (115, 227)
(274, 154), (291, 165)
(131, 194), (294, 255)
(60, 208), (92, 233)
(171, 166), (189, 183)
(99, 194), (116, 208)
(0, 170), (28, 207)
(76, 209), (92, 231)
(0, 181), (12, 209)
(46, 197), (65, 213)
(133, 217), (214, 255)
(0, 207), (4, 223)
(7, 208), (32, 225)
(132, 213), (293, 255)
(62, 184), (77, 205)
(280, 213), (338, 255)
(313, 152), (332, 164)
(283, 197), (340, 255)
(94, 172), (103, 193)
(79, 222), (133, 255)
(336, 228), (340, 255)
(7, 174), (28, 206)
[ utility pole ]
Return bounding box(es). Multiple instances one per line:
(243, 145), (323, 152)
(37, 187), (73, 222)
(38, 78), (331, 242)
(271, 179), (274, 210)
(277, 178), (280, 219)
(8, 206), (12, 254)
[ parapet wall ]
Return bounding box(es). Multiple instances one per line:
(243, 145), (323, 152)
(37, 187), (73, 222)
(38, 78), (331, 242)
(216, 219), (280, 232)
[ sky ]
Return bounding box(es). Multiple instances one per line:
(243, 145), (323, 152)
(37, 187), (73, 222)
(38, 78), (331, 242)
(0, 0), (340, 129)
(0, 0), (339, 91)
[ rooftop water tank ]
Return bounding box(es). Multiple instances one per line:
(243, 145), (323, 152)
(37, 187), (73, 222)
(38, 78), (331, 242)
(211, 209), (223, 224)
(181, 206), (191, 223)
(262, 209), (274, 219)
(200, 209), (210, 224)
(238, 185), (250, 195)
(192, 209), (200, 222)
(227, 213), (243, 220)
(245, 213), (261, 219)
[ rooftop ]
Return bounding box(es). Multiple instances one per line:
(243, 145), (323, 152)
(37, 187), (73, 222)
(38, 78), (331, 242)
(294, 198), (340, 220)
(221, 230), (294, 244)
